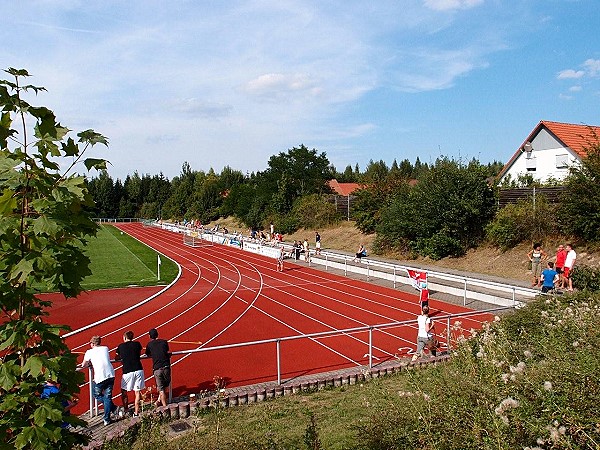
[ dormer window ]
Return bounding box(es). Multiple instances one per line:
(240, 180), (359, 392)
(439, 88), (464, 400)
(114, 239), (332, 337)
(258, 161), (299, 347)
(556, 154), (568, 168)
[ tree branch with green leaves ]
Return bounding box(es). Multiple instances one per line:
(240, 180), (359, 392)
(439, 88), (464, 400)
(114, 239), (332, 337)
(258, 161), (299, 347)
(0, 67), (108, 449)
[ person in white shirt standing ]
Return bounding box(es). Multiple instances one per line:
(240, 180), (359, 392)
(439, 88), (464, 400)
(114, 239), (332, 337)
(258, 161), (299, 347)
(412, 305), (437, 361)
(563, 243), (577, 291)
(80, 335), (117, 425)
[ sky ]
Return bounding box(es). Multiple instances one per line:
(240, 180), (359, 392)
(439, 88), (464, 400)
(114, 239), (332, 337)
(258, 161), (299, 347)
(2, 0), (599, 181)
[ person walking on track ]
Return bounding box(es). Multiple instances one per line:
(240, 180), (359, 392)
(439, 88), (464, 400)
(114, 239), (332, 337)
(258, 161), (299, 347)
(411, 305), (437, 361)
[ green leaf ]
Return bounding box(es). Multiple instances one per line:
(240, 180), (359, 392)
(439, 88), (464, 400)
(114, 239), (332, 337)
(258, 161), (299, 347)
(33, 402), (62, 427)
(10, 257), (35, 284)
(0, 361), (18, 390)
(23, 355), (45, 377)
(77, 129), (108, 146)
(0, 188), (16, 214)
(84, 158), (108, 171)
(60, 137), (78, 157)
(32, 215), (59, 236)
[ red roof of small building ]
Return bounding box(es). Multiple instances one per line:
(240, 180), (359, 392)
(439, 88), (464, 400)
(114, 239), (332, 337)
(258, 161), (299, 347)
(498, 120), (600, 180)
(328, 179), (363, 196)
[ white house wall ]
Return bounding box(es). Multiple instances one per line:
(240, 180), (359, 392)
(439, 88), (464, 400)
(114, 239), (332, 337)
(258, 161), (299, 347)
(501, 129), (580, 183)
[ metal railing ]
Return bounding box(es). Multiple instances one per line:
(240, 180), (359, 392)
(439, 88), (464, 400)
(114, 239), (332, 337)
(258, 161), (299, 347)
(84, 305), (511, 417)
(310, 250), (538, 307)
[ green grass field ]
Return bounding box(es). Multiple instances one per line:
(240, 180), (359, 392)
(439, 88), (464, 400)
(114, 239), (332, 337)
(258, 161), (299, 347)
(80, 224), (178, 290)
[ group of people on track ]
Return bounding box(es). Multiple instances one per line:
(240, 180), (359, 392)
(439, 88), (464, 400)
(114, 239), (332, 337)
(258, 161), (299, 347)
(79, 328), (171, 426)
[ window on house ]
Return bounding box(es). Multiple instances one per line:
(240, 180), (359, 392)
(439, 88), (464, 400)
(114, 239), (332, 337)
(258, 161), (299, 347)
(525, 157), (536, 171)
(556, 154), (569, 168)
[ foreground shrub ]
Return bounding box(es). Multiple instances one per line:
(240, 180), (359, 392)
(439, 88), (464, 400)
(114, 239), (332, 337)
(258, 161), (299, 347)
(571, 264), (600, 291)
(354, 292), (600, 449)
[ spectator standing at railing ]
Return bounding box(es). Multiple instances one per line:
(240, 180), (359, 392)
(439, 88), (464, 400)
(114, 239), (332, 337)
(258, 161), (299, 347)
(562, 243), (577, 291)
(277, 245), (285, 272)
(303, 238), (310, 261)
(115, 330), (145, 417)
(527, 243), (547, 287)
(145, 328), (172, 407)
(553, 244), (567, 287)
(293, 240), (301, 260)
(315, 231), (321, 255)
(79, 335), (117, 426)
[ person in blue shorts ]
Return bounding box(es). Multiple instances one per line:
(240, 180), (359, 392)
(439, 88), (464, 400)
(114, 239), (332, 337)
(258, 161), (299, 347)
(540, 261), (559, 293)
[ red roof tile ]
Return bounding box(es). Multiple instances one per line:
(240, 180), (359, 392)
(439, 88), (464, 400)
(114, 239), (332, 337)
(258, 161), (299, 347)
(541, 121), (600, 159)
(328, 179), (363, 196)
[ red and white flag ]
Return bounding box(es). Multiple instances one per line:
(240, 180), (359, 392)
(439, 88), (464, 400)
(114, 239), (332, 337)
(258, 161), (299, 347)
(406, 269), (427, 290)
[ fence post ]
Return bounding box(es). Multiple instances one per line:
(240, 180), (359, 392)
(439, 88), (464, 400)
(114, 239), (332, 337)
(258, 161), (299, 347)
(276, 339), (281, 385)
(347, 194), (350, 221)
(446, 317), (451, 352)
(88, 367), (94, 418)
(366, 261), (370, 281)
(368, 327), (373, 369)
(344, 258), (347, 276)
(463, 278), (467, 306)
(325, 254), (328, 271)
(393, 266), (396, 289)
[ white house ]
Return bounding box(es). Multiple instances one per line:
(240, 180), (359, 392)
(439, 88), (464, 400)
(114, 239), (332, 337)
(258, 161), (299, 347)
(498, 120), (600, 184)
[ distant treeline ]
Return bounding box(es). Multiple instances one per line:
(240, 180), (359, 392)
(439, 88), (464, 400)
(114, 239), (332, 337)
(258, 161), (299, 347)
(87, 142), (600, 258)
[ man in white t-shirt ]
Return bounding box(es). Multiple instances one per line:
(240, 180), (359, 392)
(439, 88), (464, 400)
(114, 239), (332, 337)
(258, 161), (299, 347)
(80, 335), (117, 425)
(412, 305), (437, 361)
(563, 243), (577, 291)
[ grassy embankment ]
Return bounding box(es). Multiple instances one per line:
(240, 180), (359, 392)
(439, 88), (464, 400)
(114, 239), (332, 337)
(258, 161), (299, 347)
(79, 224), (178, 290)
(104, 290), (600, 450)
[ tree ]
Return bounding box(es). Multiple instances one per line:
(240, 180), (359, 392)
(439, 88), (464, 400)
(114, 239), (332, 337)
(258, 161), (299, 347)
(376, 158), (496, 259)
(559, 135), (600, 241)
(0, 68), (108, 449)
(263, 145), (332, 210)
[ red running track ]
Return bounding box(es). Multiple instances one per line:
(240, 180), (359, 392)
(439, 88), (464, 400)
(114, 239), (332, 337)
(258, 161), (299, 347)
(47, 222), (493, 415)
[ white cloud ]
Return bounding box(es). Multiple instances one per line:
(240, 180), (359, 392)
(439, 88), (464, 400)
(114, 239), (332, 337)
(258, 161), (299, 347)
(388, 48), (487, 92)
(243, 73), (321, 100)
(423, 0), (484, 11)
(557, 69), (585, 79)
(568, 85), (582, 92)
(558, 59), (600, 80)
(584, 59), (600, 77)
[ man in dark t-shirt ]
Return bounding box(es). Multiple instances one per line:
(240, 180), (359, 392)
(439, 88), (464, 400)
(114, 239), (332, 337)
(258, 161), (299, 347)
(115, 330), (144, 416)
(145, 328), (171, 407)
